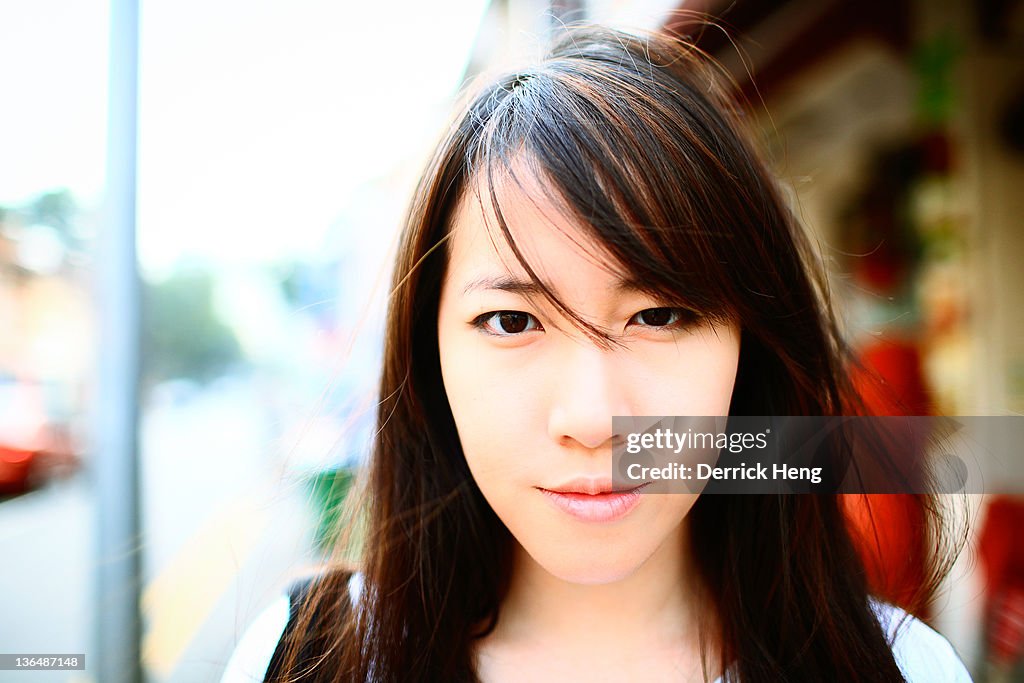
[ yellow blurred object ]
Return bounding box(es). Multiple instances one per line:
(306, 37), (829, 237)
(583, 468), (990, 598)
(140, 493), (269, 678)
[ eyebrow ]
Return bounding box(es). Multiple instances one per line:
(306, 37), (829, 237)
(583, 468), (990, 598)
(461, 274), (649, 297)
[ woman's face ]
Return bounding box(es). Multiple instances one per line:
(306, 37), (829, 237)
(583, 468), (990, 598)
(436, 173), (741, 585)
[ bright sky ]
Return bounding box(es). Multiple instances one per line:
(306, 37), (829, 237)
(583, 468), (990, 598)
(1, 0), (489, 275)
(136, 0), (490, 275)
(0, 0), (109, 206)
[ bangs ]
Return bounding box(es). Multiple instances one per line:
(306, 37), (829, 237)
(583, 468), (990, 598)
(458, 55), (749, 347)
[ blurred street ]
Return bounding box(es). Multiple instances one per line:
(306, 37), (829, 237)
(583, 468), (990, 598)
(0, 477), (91, 683)
(0, 374), (318, 682)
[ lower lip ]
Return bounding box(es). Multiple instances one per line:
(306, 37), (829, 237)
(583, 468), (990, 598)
(538, 483), (650, 523)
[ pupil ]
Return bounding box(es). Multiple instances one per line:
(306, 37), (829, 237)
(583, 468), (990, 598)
(641, 308), (672, 326)
(499, 312), (528, 333)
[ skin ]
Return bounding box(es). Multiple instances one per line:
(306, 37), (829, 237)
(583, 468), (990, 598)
(436, 168), (740, 681)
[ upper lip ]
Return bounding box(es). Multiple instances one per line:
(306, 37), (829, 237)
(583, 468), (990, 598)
(541, 478), (627, 495)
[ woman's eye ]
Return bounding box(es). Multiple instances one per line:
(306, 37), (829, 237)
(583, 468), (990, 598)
(630, 307), (700, 329)
(472, 311), (542, 336)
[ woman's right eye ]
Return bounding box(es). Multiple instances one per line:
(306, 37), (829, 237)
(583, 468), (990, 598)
(471, 311), (543, 336)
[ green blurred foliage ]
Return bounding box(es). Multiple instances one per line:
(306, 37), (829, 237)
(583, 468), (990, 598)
(141, 269), (243, 386)
(27, 189), (75, 233)
(308, 465), (368, 561)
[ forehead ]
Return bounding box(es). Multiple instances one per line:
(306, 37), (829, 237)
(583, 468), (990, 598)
(444, 169), (629, 300)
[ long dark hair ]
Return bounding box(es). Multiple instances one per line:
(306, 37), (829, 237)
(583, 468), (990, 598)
(269, 25), (962, 682)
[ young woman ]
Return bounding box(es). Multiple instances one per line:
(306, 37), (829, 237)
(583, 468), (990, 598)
(222, 25), (972, 682)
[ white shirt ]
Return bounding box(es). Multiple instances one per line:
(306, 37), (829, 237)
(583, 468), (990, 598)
(221, 572), (973, 682)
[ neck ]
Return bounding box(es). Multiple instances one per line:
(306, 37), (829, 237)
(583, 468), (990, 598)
(489, 519), (708, 650)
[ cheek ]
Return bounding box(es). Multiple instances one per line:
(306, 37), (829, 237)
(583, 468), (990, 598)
(438, 325), (544, 484)
(637, 327), (741, 416)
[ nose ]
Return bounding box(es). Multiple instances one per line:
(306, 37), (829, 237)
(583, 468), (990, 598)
(546, 343), (631, 451)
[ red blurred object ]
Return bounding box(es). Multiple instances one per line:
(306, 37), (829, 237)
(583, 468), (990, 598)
(855, 339), (933, 416)
(0, 444), (79, 496)
(0, 376), (80, 496)
(844, 337), (932, 613)
(979, 497), (1024, 668)
(0, 444), (40, 495)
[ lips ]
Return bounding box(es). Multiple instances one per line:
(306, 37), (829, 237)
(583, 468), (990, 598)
(543, 477), (620, 495)
(537, 480), (651, 523)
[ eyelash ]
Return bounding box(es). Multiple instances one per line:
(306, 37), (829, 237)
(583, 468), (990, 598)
(470, 307), (703, 337)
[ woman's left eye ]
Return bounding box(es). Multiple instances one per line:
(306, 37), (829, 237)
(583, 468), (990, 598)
(629, 307), (700, 329)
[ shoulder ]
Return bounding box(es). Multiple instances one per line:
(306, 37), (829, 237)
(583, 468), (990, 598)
(711, 601), (973, 683)
(220, 569), (363, 683)
(869, 600), (974, 682)
(221, 593), (291, 683)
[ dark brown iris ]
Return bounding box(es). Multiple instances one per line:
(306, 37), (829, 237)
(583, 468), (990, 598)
(638, 308), (674, 326)
(497, 312), (530, 333)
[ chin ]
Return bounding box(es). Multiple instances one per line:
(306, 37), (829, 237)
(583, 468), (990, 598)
(529, 543), (648, 586)
(550, 565), (638, 586)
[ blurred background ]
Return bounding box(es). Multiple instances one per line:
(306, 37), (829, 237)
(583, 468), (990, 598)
(1, 0), (1022, 681)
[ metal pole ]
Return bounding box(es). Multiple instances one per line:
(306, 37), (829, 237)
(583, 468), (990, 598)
(94, 0), (142, 680)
